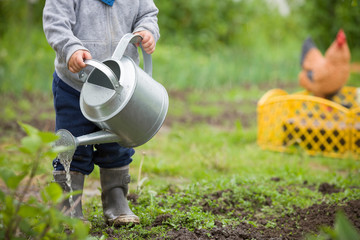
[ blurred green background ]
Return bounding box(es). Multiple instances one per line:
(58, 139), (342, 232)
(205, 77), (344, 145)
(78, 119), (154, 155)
(0, 0), (359, 93)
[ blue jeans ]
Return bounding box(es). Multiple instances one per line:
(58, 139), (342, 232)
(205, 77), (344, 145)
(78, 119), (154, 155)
(52, 72), (134, 175)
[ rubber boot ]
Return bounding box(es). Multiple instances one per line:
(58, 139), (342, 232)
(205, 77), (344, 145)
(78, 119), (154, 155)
(100, 166), (140, 227)
(53, 170), (85, 220)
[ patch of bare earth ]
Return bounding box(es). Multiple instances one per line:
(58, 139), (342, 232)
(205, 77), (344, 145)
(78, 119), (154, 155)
(93, 181), (360, 239)
(160, 199), (360, 240)
(2, 87), (360, 239)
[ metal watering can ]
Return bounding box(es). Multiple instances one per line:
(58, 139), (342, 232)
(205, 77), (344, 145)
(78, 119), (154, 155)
(56, 34), (169, 152)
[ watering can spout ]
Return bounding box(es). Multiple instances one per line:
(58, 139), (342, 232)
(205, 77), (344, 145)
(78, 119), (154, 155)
(76, 130), (121, 146)
(55, 129), (121, 151)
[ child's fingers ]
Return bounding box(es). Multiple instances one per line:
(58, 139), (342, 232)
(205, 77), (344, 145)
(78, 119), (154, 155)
(133, 31), (156, 54)
(142, 39), (155, 54)
(79, 51), (92, 68)
(140, 35), (155, 54)
(78, 54), (86, 68)
(83, 51), (92, 60)
(144, 44), (155, 54)
(68, 50), (92, 73)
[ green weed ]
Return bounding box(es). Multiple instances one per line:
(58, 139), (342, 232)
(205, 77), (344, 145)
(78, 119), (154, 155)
(1, 88), (360, 239)
(0, 26), (302, 94)
(306, 211), (360, 240)
(0, 123), (89, 239)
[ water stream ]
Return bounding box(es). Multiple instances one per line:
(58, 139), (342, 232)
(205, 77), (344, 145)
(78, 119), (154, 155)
(55, 130), (77, 218)
(58, 151), (75, 218)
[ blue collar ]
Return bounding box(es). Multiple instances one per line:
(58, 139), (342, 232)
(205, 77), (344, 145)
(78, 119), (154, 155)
(100, 0), (115, 6)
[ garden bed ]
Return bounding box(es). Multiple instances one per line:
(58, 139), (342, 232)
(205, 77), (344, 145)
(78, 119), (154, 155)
(1, 87), (359, 239)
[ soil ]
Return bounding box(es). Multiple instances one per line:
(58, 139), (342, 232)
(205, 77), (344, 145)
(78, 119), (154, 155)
(0, 83), (297, 137)
(162, 200), (360, 240)
(95, 184), (360, 240)
(1, 89), (252, 138)
(2, 88), (360, 239)
(163, 199), (360, 240)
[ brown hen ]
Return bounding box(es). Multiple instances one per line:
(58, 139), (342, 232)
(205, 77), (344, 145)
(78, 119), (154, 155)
(299, 29), (351, 99)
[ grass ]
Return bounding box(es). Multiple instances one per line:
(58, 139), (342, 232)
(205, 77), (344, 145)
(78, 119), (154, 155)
(130, 123), (360, 190)
(85, 122), (360, 238)
(1, 26), (360, 239)
(88, 122), (358, 239)
(87, 86), (359, 238)
(153, 41), (301, 90)
(0, 25), (304, 94)
(0, 25), (55, 93)
(2, 25), (359, 94)
(1, 85), (360, 239)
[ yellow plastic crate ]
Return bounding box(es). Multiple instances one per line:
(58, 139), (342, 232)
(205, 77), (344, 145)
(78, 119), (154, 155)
(257, 86), (360, 158)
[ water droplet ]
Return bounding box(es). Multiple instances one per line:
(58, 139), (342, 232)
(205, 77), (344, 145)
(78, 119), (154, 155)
(59, 152), (76, 218)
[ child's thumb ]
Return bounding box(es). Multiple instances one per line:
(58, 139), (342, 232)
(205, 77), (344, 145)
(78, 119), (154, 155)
(83, 51), (92, 60)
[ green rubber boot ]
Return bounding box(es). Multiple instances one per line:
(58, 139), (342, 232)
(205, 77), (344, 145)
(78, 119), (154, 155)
(100, 166), (140, 227)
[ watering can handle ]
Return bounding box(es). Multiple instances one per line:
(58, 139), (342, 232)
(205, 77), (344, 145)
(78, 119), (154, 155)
(112, 33), (153, 77)
(80, 59), (121, 92)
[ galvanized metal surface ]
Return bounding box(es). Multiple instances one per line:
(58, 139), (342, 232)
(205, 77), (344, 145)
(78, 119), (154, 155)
(77, 33), (168, 147)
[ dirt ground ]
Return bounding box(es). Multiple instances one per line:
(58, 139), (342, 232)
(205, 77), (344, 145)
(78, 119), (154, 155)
(89, 181), (359, 240)
(0, 83), (296, 137)
(157, 188), (360, 240)
(2, 88), (360, 239)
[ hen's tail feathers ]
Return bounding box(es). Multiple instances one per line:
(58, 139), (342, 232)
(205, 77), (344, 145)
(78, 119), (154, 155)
(301, 37), (317, 67)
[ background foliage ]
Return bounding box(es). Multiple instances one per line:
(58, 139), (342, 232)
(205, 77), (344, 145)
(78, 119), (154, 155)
(299, 0), (360, 50)
(1, 1), (360, 239)
(0, 0), (359, 92)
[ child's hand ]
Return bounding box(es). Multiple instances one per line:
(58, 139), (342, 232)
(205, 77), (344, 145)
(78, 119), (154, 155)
(68, 50), (92, 73)
(133, 30), (156, 54)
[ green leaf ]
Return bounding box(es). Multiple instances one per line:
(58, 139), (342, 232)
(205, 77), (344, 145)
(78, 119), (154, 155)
(18, 122), (39, 136)
(0, 167), (26, 190)
(26, 195), (39, 205)
(18, 204), (41, 218)
(334, 211), (360, 239)
(71, 219), (89, 239)
(20, 135), (42, 154)
(49, 145), (75, 161)
(42, 148), (59, 160)
(0, 167), (15, 185)
(41, 182), (63, 203)
(18, 219), (36, 238)
(4, 195), (15, 215)
(7, 173), (26, 190)
(32, 222), (47, 236)
(38, 131), (59, 143)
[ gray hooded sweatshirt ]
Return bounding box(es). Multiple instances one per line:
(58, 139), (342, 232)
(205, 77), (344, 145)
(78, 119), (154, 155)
(43, 0), (160, 91)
